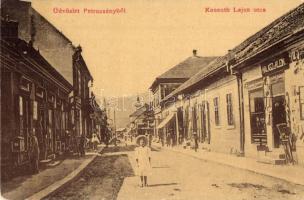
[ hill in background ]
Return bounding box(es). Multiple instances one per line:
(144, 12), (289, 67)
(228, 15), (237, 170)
(100, 92), (151, 129)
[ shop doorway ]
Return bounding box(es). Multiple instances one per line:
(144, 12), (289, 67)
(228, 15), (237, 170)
(201, 102), (211, 144)
(272, 95), (286, 148)
(249, 89), (267, 145)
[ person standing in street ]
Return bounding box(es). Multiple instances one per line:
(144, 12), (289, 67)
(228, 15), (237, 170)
(91, 132), (100, 151)
(192, 132), (199, 152)
(28, 128), (40, 174)
(135, 135), (152, 187)
(79, 133), (86, 157)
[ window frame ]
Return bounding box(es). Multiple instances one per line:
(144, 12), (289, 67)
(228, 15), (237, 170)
(226, 93), (234, 126)
(213, 97), (220, 126)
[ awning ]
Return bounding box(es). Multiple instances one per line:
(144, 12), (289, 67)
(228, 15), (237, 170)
(157, 113), (175, 129)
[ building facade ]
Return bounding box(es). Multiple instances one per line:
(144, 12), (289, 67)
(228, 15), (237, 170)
(2, 0), (94, 137)
(160, 3), (304, 164)
(162, 57), (243, 155)
(230, 4), (304, 163)
(1, 19), (73, 179)
(150, 50), (217, 146)
(1, 0), (97, 179)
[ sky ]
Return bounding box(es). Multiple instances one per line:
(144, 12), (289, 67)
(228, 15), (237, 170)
(31, 0), (303, 98)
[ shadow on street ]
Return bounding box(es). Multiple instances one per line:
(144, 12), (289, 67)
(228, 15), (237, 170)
(45, 146), (135, 200)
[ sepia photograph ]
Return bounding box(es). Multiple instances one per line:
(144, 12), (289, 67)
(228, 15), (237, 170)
(1, 0), (304, 199)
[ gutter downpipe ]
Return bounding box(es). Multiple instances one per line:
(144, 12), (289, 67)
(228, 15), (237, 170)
(229, 61), (245, 156)
(236, 72), (245, 156)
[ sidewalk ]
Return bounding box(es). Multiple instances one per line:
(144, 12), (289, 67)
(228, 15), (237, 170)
(1, 146), (104, 200)
(153, 143), (304, 186)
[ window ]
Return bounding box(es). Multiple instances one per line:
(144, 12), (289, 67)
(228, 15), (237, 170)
(78, 69), (81, 95)
(226, 93), (234, 126)
(213, 97), (220, 126)
(33, 101), (38, 120)
(20, 77), (31, 92)
(192, 104), (197, 132)
(19, 96), (23, 116)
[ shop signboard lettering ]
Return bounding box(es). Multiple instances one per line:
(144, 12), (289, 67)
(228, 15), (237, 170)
(261, 54), (289, 75)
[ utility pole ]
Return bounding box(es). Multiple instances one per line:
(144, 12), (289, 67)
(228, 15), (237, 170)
(114, 108), (117, 146)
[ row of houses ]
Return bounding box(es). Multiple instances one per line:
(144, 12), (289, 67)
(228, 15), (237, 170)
(0, 0), (107, 179)
(129, 101), (154, 137)
(149, 4), (304, 165)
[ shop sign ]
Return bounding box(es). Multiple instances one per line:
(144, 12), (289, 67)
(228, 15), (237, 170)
(261, 54), (289, 75)
(290, 48), (304, 61)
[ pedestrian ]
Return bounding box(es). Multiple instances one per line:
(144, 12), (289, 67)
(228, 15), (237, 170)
(166, 132), (170, 147)
(28, 128), (40, 174)
(91, 132), (100, 151)
(161, 131), (165, 147)
(79, 134), (86, 157)
(124, 131), (128, 146)
(192, 132), (199, 152)
(135, 135), (152, 187)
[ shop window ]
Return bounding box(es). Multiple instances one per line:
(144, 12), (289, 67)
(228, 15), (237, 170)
(48, 109), (53, 151)
(271, 81), (285, 96)
(19, 96), (29, 147)
(213, 97), (220, 126)
(19, 96), (23, 116)
(226, 93), (234, 126)
(249, 89), (267, 144)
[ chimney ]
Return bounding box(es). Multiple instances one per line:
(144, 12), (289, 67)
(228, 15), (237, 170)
(1, 15), (19, 41)
(193, 49), (197, 57)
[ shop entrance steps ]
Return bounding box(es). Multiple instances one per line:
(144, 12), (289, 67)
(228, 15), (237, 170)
(258, 148), (286, 165)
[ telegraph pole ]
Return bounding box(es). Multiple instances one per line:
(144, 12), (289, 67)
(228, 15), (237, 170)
(114, 108), (117, 146)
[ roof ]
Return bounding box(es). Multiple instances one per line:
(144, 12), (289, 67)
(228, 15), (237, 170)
(129, 106), (147, 118)
(1, 38), (73, 92)
(150, 56), (217, 90)
(164, 3), (304, 101)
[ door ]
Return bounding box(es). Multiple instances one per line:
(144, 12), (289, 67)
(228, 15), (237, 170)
(249, 89), (267, 145)
(272, 95), (286, 148)
(19, 96), (30, 151)
(48, 109), (54, 154)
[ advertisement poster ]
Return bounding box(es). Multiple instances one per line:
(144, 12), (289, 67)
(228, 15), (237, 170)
(1, 0), (304, 199)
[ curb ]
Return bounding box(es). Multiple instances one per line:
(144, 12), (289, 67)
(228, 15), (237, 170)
(156, 145), (304, 186)
(26, 149), (104, 200)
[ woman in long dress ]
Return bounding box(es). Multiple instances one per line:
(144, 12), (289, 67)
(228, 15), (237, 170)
(91, 133), (100, 151)
(135, 136), (152, 187)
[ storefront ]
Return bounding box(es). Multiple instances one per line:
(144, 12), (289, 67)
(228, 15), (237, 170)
(1, 30), (72, 179)
(243, 48), (304, 164)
